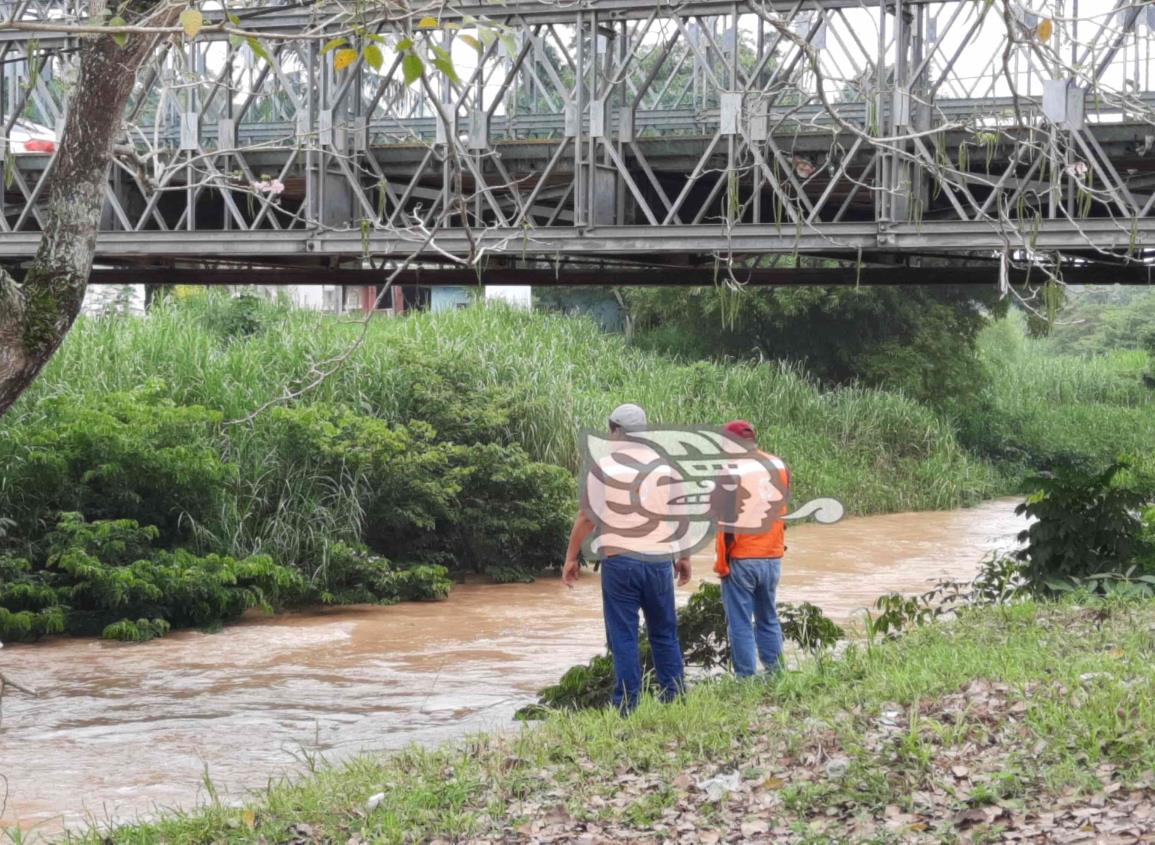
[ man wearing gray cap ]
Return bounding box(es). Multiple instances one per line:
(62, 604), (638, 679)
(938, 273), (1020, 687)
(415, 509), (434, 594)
(562, 403), (688, 712)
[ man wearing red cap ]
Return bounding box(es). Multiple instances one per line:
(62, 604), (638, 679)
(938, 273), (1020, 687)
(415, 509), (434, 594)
(715, 419), (790, 677)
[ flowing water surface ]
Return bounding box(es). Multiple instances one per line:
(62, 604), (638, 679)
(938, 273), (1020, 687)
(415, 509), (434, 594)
(0, 499), (1026, 836)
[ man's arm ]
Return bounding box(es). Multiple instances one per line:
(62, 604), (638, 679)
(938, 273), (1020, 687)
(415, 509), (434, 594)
(562, 510), (595, 587)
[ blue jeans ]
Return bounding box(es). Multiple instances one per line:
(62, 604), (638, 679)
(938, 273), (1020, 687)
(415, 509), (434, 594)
(600, 555), (685, 711)
(720, 558), (784, 677)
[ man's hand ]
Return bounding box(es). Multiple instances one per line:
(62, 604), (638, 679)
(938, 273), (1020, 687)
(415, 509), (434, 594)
(674, 557), (692, 587)
(562, 557), (581, 588)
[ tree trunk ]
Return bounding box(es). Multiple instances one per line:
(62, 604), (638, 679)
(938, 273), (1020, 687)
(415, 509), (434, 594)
(0, 2), (178, 416)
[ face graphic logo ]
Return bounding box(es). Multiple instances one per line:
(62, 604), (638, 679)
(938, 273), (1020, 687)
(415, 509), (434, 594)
(579, 427), (838, 560)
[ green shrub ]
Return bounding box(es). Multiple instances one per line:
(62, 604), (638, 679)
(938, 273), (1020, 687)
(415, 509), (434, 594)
(1015, 458), (1155, 593)
(780, 601), (845, 651)
(677, 582), (731, 668)
(381, 349), (525, 447)
(0, 605), (66, 642)
(0, 514), (310, 642)
(922, 552), (1028, 611)
(101, 618), (172, 642)
(0, 387), (229, 550)
(263, 404), (458, 569)
(391, 564), (453, 602)
(186, 289), (280, 342)
(864, 592), (935, 641)
(518, 583), (843, 716)
(319, 543), (451, 603)
(319, 542), (402, 604)
(519, 654), (618, 718)
(441, 442), (575, 580)
(263, 404), (571, 579)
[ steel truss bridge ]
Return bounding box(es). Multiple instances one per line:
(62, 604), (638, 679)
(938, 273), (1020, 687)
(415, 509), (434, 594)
(3, 0), (1155, 286)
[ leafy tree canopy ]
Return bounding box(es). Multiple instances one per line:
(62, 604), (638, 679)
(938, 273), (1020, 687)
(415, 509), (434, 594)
(625, 284), (1007, 411)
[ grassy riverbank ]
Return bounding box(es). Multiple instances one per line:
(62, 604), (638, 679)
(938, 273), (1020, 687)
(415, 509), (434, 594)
(88, 599), (1155, 844)
(2, 296), (1152, 642)
(26, 297), (1002, 512)
(18, 297), (1154, 527)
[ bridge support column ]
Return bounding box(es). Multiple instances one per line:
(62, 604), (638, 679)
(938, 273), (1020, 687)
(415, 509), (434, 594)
(888, 0), (916, 226)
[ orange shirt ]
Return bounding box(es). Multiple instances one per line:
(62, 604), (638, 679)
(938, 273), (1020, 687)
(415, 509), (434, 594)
(713, 458), (789, 577)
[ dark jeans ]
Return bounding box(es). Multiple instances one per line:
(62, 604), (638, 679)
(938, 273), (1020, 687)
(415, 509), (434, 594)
(720, 557), (784, 677)
(600, 555), (685, 711)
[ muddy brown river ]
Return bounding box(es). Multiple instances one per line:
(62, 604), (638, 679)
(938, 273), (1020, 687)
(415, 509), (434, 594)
(0, 499), (1026, 837)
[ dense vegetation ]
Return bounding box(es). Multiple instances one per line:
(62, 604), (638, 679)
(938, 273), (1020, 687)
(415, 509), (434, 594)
(60, 407), (1155, 837)
(2, 287), (1152, 643)
(974, 312), (1155, 475)
(621, 285), (1155, 477)
(1041, 286), (1155, 356)
(625, 285), (1005, 413)
(7, 285), (1148, 841)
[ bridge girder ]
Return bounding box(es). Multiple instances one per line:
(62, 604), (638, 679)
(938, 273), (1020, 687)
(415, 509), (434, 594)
(0, 0), (1152, 281)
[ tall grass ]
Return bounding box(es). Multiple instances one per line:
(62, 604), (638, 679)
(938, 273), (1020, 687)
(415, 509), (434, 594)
(11, 297), (1005, 519)
(977, 313), (1155, 472)
(9, 295), (1153, 560)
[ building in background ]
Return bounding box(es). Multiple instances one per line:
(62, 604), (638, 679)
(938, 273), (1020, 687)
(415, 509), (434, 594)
(533, 286), (626, 332)
(341, 284), (531, 314)
(81, 282), (532, 315)
(81, 284), (146, 316)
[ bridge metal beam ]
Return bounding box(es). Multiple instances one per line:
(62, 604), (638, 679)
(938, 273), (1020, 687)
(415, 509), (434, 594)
(0, 219), (1145, 263)
(85, 264), (1155, 286)
(0, 0), (1152, 280)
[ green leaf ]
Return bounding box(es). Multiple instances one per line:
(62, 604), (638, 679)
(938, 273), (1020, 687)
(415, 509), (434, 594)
(246, 37), (272, 64)
(320, 37), (348, 55)
(431, 45), (452, 62)
(227, 14), (241, 25)
(478, 27), (498, 47)
(109, 15), (128, 47)
(402, 52), (424, 86)
(459, 34), (482, 52)
(396, 37), (414, 51)
(363, 43), (384, 71)
(499, 32), (519, 56)
(432, 56), (460, 84)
